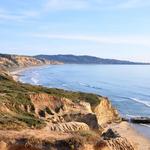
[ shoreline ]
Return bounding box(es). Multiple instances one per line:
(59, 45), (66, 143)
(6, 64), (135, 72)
(10, 64), (51, 81)
(9, 65), (150, 149)
(131, 123), (150, 139)
(109, 122), (150, 150)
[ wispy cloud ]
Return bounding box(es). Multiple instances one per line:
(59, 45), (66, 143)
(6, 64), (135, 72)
(0, 0), (150, 22)
(45, 0), (89, 11)
(0, 9), (39, 21)
(0, 3), (40, 22)
(115, 0), (150, 9)
(44, 0), (150, 11)
(31, 33), (150, 47)
(0, 9), (21, 21)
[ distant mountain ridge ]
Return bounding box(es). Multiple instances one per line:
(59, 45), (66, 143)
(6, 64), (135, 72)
(35, 54), (149, 65)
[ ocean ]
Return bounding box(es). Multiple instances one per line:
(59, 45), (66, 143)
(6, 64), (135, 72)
(19, 64), (150, 137)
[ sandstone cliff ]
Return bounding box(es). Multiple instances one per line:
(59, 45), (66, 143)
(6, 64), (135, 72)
(94, 97), (120, 127)
(0, 53), (62, 71)
(0, 71), (135, 150)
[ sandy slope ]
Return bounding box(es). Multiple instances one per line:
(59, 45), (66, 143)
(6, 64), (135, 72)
(109, 122), (150, 150)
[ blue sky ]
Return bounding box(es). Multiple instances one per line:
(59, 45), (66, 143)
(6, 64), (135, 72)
(0, 0), (150, 62)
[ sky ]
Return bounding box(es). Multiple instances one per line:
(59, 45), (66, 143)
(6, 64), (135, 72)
(0, 0), (150, 62)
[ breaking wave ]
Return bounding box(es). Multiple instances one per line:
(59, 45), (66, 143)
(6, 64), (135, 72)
(140, 124), (150, 128)
(78, 82), (102, 90)
(130, 98), (150, 108)
(31, 77), (39, 84)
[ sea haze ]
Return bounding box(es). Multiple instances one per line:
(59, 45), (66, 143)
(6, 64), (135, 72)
(19, 64), (150, 118)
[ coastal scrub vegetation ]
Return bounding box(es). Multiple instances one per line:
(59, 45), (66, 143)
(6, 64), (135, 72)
(0, 73), (101, 129)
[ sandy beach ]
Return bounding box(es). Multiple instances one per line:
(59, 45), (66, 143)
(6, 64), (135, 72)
(10, 69), (25, 81)
(109, 122), (150, 150)
(10, 64), (50, 81)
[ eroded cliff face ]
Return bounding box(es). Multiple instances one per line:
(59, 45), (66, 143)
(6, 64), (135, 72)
(29, 93), (99, 131)
(27, 92), (121, 135)
(0, 54), (62, 70)
(29, 93), (119, 125)
(94, 97), (120, 126)
(29, 93), (92, 117)
(0, 73), (133, 150)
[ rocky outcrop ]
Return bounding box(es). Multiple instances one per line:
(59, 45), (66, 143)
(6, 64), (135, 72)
(45, 122), (90, 132)
(102, 129), (120, 140)
(122, 116), (150, 124)
(130, 117), (150, 124)
(106, 137), (134, 150)
(94, 97), (120, 126)
(98, 129), (134, 150)
(62, 113), (99, 130)
(29, 93), (100, 131)
(29, 93), (92, 118)
(29, 93), (63, 117)
(29, 93), (121, 132)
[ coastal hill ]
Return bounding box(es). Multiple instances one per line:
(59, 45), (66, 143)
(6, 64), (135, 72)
(35, 54), (149, 64)
(1, 53), (149, 70)
(0, 53), (62, 71)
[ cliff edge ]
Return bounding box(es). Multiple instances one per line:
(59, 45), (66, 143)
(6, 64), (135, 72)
(0, 69), (136, 150)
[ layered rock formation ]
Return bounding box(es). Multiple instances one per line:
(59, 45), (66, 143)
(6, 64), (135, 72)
(101, 129), (134, 150)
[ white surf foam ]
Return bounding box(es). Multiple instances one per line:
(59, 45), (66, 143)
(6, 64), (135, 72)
(126, 114), (141, 118)
(78, 82), (102, 90)
(31, 77), (39, 84)
(140, 124), (150, 128)
(130, 98), (150, 108)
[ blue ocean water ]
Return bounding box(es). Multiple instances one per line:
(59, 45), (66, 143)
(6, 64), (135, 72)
(19, 64), (150, 118)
